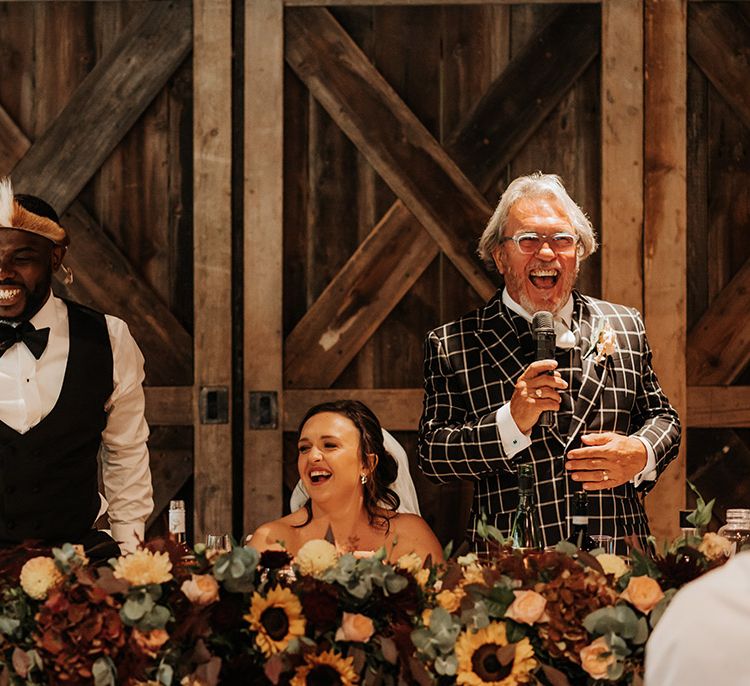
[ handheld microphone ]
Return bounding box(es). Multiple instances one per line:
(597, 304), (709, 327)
(532, 311), (556, 428)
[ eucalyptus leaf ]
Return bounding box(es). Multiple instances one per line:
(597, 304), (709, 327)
(137, 604), (171, 631)
(157, 662), (174, 686)
(92, 657), (116, 686)
(0, 617), (20, 636)
(686, 480), (715, 530)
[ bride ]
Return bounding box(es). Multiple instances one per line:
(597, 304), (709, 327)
(248, 400), (444, 564)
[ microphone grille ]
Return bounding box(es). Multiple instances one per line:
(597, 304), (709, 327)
(532, 310), (554, 333)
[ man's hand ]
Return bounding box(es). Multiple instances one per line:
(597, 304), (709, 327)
(565, 433), (647, 490)
(510, 360), (568, 435)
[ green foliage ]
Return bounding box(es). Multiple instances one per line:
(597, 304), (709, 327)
(686, 480), (715, 531)
(212, 545), (259, 593)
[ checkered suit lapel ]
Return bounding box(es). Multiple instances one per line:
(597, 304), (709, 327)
(474, 294), (526, 386)
(566, 298), (609, 449)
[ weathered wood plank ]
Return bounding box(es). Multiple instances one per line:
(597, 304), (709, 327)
(285, 7), (495, 300)
(687, 386), (750, 428)
(601, 0), (643, 310)
(10, 0), (192, 214)
(284, 6), (600, 388)
(450, 5), (599, 193)
(144, 386), (192, 426)
(689, 3), (750, 133)
(643, 0), (687, 541)
(687, 258), (750, 385)
(193, 0), (233, 538)
(245, 0), (285, 532)
(284, 388), (423, 431)
(0, 104), (193, 386)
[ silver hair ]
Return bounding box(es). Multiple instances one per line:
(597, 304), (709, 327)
(477, 172), (598, 270)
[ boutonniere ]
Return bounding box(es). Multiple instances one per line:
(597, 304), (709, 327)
(584, 319), (618, 364)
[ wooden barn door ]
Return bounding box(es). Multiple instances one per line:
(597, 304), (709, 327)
(0, 0), (234, 543)
(244, 1), (612, 545)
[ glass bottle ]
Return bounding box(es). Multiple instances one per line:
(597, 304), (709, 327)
(168, 499), (187, 545)
(717, 508), (750, 556)
(510, 464), (543, 552)
(566, 491), (596, 551)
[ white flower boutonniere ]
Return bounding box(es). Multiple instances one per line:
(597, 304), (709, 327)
(584, 320), (618, 364)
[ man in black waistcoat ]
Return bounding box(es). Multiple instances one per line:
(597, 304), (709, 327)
(0, 177), (152, 561)
(418, 172), (681, 554)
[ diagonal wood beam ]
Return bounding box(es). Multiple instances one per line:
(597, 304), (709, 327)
(285, 7), (495, 300)
(687, 257), (750, 385)
(689, 3), (750, 133)
(0, 105), (192, 386)
(10, 0), (192, 214)
(284, 6), (599, 388)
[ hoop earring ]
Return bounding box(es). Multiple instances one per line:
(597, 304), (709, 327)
(360, 473), (367, 485)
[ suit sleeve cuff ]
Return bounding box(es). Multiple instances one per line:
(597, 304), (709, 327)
(632, 436), (657, 487)
(496, 403), (531, 458)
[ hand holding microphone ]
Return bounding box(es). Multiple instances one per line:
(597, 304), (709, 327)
(509, 311), (567, 434)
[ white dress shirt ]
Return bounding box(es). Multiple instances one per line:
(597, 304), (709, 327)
(495, 289), (656, 485)
(0, 293), (152, 553)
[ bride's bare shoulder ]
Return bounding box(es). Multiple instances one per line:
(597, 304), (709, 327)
(246, 510), (307, 552)
(389, 513), (444, 563)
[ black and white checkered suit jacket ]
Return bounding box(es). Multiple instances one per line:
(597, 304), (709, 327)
(417, 289), (681, 553)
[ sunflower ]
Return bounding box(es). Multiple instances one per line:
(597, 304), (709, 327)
(290, 649), (359, 686)
(244, 585), (306, 656)
(455, 621), (536, 686)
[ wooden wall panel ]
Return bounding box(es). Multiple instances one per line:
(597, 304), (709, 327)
(193, 0), (233, 538)
(244, 0), (285, 533)
(601, 0), (643, 311)
(643, 0), (687, 541)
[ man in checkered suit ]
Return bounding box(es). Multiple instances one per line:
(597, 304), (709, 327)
(418, 173), (680, 554)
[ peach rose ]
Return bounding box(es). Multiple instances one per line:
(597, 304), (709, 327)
(504, 590), (547, 625)
(181, 573), (220, 606)
(620, 575), (664, 614)
(436, 587), (465, 613)
(699, 532), (733, 560)
(132, 629), (169, 657)
(334, 612), (375, 643)
(580, 636), (615, 679)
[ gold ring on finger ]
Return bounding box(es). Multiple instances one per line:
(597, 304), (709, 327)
(602, 471), (609, 482)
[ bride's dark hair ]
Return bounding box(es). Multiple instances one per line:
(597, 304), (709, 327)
(295, 399), (401, 531)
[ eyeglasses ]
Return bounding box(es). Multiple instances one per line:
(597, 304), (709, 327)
(498, 232), (579, 255)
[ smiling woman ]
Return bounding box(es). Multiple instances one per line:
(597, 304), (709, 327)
(246, 400), (444, 565)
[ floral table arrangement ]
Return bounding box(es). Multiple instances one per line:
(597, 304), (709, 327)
(0, 497), (732, 686)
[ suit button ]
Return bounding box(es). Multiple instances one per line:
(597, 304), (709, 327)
(31, 485), (40, 494)
(6, 486), (15, 495)
(6, 521), (15, 531)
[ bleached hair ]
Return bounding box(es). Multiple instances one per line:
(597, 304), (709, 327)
(477, 172), (598, 271)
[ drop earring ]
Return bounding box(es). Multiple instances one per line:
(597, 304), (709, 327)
(360, 473), (367, 485)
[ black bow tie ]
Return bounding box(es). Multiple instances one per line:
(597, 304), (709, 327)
(0, 321), (50, 359)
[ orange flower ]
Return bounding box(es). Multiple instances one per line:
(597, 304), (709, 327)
(181, 574), (220, 606)
(580, 636), (614, 679)
(504, 590), (547, 625)
(335, 612), (375, 643)
(620, 576), (664, 614)
(436, 587), (465, 613)
(132, 629), (169, 657)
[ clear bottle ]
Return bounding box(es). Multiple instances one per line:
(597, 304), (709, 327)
(566, 491), (596, 551)
(510, 464), (543, 552)
(168, 499), (188, 545)
(717, 508), (750, 556)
